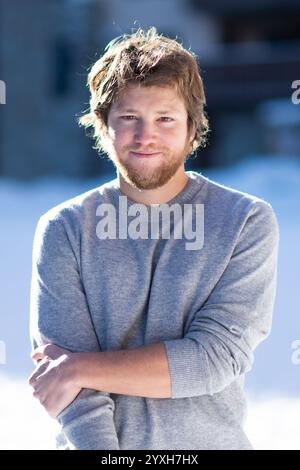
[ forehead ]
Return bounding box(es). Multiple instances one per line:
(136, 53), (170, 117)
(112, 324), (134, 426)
(111, 83), (186, 112)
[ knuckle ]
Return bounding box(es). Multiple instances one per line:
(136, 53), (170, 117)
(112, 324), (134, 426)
(43, 344), (51, 355)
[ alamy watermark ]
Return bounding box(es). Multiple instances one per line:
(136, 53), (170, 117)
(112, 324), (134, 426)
(96, 196), (204, 251)
(0, 340), (6, 365)
(291, 80), (300, 104)
(0, 80), (6, 104)
(291, 340), (300, 365)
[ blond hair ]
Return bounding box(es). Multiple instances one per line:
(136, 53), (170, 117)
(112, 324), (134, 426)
(78, 27), (209, 154)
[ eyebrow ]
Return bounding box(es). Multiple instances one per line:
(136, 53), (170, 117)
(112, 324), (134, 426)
(115, 107), (179, 114)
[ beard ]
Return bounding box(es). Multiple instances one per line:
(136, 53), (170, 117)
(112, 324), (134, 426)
(107, 138), (191, 190)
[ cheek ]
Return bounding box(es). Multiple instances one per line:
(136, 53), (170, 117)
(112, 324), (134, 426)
(163, 127), (188, 146)
(111, 127), (133, 147)
(109, 123), (188, 149)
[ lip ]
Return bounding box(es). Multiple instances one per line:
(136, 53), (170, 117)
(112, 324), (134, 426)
(130, 151), (162, 158)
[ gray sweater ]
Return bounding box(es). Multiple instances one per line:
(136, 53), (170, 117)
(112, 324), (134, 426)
(29, 170), (279, 450)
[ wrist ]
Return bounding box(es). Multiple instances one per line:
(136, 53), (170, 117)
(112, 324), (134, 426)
(66, 352), (85, 388)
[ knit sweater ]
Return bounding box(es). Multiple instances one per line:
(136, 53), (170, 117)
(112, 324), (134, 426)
(29, 170), (279, 450)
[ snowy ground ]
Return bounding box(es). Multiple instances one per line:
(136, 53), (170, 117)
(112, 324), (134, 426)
(0, 375), (299, 450)
(0, 154), (299, 449)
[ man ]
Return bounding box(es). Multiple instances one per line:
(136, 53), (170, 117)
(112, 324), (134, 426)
(28, 27), (279, 450)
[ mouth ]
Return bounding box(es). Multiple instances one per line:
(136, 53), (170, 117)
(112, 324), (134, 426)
(130, 151), (162, 159)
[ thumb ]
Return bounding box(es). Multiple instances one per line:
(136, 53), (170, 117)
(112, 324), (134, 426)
(31, 343), (52, 363)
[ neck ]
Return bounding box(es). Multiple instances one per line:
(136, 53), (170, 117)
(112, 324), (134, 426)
(118, 166), (189, 205)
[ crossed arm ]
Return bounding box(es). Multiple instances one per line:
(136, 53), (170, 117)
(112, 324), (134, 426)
(28, 341), (171, 418)
(29, 214), (174, 448)
(29, 200), (279, 432)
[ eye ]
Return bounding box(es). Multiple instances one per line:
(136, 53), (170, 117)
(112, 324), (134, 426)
(120, 115), (137, 120)
(159, 117), (174, 122)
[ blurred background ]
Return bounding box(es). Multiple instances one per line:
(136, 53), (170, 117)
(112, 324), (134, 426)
(0, 0), (299, 449)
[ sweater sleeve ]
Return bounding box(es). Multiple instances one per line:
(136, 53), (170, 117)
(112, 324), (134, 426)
(29, 213), (120, 450)
(163, 200), (279, 399)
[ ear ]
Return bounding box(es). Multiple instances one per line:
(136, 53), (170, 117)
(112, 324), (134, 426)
(188, 121), (195, 143)
(188, 129), (196, 150)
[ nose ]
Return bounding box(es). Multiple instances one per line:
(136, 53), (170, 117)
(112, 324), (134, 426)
(134, 121), (157, 147)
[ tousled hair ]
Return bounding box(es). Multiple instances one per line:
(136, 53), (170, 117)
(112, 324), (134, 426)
(78, 27), (209, 154)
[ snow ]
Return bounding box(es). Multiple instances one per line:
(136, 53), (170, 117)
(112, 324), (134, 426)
(0, 155), (299, 449)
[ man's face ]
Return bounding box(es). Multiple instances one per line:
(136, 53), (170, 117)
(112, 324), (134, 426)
(103, 83), (193, 190)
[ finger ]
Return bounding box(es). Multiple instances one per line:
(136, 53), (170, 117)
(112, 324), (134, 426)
(28, 357), (50, 386)
(32, 343), (68, 362)
(32, 388), (46, 405)
(31, 352), (45, 364)
(31, 343), (53, 361)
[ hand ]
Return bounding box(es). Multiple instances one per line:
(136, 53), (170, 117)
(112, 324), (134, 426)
(31, 343), (69, 365)
(28, 343), (82, 419)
